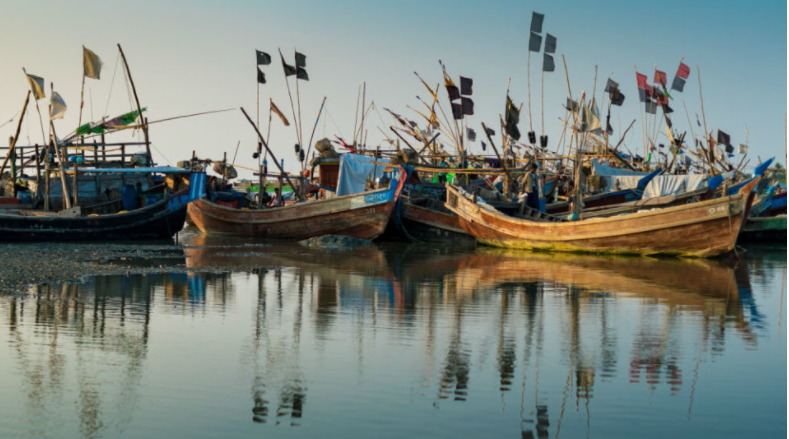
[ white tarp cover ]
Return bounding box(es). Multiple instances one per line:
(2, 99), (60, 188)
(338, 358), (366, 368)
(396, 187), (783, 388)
(336, 154), (390, 196)
(642, 175), (707, 199)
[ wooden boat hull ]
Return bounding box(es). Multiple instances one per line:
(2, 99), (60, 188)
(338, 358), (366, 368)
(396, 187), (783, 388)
(0, 192), (191, 242)
(445, 178), (759, 258)
(188, 175), (406, 240)
(400, 201), (472, 241)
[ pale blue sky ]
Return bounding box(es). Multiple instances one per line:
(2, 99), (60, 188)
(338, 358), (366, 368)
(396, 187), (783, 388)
(0, 0), (785, 175)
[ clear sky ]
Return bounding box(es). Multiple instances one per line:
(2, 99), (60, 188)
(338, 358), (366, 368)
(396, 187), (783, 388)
(0, 0), (785, 177)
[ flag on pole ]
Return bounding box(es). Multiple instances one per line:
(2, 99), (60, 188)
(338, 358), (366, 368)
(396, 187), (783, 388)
(610, 88), (625, 106)
(83, 47), (102, 79)
(654, 69), (667, 87)
(50, 91), (67, 120)
(717, 130), (731, 147)
(544, 34), (557, 53)
(542, 54), (555, 72)
(25, 72), (45, 100)
(505, 95), (521, 140)
(738, 144), (748, 154)
(256, 50), (271, 65)
(460, 76), (473, 96)
(270, 99), (290, 126)
(280, 52), (297, 77)
(461, 97), (474, 116)
(467, 127), (476, 142)
(676, 62), (690, 79)
(451, 103), (463, 120)
(671, 61), (690, 92)
(295, 51), (308, 80)
(530, 12), (544, 33)
(446, 85), (461, 101)
(645, 99), (657, 115)
(257, 68), (266, 84)
(605, 78), (619, 94)
(528, 32), (542, 52)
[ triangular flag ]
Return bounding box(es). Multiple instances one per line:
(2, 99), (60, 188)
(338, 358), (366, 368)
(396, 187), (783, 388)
(270, 99), (290, 126)
(83, 47), (102, 80)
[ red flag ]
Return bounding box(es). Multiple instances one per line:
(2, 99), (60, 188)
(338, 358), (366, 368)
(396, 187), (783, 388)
(676, 62), (690, 79)
(645, 84), (655, 98)
(654, 69), (667, 86)
(636, 72), (648, 89)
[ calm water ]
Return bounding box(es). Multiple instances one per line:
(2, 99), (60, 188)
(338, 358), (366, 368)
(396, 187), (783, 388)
(0, 234), (786, 439)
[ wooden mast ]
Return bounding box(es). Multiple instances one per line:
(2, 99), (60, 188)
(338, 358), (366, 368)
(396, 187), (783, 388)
(117, 44), (151, 160)
(240, 107), (304, 202)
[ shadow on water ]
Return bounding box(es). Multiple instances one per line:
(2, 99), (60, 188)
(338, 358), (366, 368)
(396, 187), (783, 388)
(1, 233), (785, 439)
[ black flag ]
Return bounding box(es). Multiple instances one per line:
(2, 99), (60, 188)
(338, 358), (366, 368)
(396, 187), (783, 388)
(544, 34), (557, 54)
(467, 127), (476, 142)
(505, 96), (521, 140)
(295, 51), (308, 80)
(257, 68), (266, 84)
(446, 85), (461, 101)
(529, 32), (542, 52)
(542, 54), (555, 72)
(604, 78), (619, 94)
(281, 52), (297, 77)
(460, 76), (473, 96)
(485, 127), (495, 136)
(461, 97), (474, 116)
(451, 103), (463, 120)
(610, 89), (625, 106)
(295, 52), (307, 68)
(717, 130), (731, 147)
(565, 98), (579, 113)
(256, 50), (271, 65)
(530, 12), (544, 33)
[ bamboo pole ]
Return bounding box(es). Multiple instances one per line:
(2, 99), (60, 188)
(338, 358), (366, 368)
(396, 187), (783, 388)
(20, 69), (47, 148)
(48, 117), (72, 209)
(240, 107), (304, 202)
(0, 91), (30, 176)
(482, 121), (514, 193)
(697, 66), (712, 174)
(303, 96), (327, 166)
(278, 49), (300, 151)
(117, 44), (150, 160)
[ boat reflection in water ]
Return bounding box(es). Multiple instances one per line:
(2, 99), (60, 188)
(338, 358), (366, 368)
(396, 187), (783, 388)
(0, 236), (783, 439)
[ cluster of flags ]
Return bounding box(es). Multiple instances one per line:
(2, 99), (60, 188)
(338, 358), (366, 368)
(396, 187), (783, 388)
(23, 46), (104, 127)
(636, 61), (689, 115)
(442, 66), (474, 120)
(256, 49), (309, 83)
(528, 12), (557, 73)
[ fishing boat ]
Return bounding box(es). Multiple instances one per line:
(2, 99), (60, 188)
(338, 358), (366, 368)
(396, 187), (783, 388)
(188, 160), (407, 241)
(445, 177), (760, 258)
(0, 169), (204, 242)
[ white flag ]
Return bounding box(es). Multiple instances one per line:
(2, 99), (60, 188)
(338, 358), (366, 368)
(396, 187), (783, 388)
(738, 144), (748, 155)
(50, 91), (67, 120)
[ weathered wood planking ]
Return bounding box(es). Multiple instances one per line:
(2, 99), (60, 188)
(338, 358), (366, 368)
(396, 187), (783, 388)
(445, 178), (759, 258)
(188, 174), (406, 240)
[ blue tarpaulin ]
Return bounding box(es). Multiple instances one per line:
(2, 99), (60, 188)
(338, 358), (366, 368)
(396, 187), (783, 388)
(336, 154), (391, 196)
